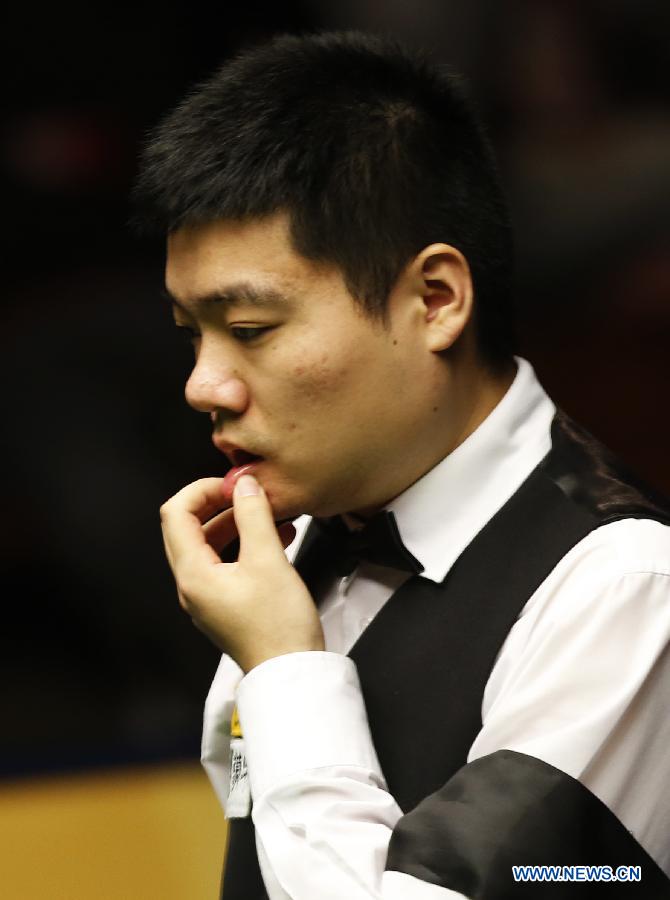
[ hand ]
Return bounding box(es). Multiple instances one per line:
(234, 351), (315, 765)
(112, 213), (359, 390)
(160, 474), (325, 672)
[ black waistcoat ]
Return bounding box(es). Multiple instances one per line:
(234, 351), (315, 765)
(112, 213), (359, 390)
(221, 411), (670, 898)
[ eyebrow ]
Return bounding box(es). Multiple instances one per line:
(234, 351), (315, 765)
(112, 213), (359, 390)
(163, 281), (292, 314)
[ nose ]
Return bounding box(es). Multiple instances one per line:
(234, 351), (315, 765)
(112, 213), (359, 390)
(184, 352), (250, 416)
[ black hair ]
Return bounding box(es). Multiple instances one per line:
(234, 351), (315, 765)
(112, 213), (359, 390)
(132, 31), (516, 366)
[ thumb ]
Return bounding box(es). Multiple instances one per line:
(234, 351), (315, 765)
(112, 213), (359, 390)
(233, 474), (285, 564)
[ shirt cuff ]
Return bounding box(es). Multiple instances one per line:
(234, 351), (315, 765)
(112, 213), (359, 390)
(236, 651), (386, 799)
(200, 653), (244, 810)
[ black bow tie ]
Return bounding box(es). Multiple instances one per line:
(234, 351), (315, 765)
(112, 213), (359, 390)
(314, 510), (424, 577)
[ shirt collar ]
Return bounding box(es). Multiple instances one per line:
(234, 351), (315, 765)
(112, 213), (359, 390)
(289, 358), (555, 583)
(386, 357), (555, 581)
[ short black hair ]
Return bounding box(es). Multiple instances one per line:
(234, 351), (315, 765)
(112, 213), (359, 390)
(132, 31), (516, 366)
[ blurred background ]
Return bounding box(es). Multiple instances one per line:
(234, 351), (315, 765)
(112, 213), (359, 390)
(2, 1), (669, 897)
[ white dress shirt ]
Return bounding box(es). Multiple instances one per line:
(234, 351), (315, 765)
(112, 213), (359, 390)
(201, 357), (670, 899)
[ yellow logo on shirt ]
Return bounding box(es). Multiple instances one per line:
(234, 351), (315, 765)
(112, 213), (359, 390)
(231, 705), (243, 738)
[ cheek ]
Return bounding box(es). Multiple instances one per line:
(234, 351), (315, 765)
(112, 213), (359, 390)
(289, 351), (355, 402)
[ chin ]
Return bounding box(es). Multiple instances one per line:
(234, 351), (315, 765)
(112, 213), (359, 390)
(263, 475), (354, 522)
(263, 485), (310, 523)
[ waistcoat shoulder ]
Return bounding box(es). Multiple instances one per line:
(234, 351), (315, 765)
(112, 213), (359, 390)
(541, 409), (670, 526)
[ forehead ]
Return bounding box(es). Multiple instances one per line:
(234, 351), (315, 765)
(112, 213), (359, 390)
(165, 214), (330, 306)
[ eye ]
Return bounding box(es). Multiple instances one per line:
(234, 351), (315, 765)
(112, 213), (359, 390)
(230, 326), (272, 343)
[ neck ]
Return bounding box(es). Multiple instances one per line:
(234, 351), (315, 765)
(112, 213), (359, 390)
(347, 356), (517, 522)
(448, 356), (517, 458)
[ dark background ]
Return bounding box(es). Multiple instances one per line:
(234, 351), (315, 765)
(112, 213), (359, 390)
(3, 1), (669, 779)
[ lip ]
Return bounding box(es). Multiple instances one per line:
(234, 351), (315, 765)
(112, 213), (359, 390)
(212, 436), (269, 502)
(212, 437), (264, 468)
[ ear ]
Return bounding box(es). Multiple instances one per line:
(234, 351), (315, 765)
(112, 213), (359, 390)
(410, 244), (474, 352)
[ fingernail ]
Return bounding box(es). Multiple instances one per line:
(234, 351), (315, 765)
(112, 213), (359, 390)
(236, 474), (260, 497)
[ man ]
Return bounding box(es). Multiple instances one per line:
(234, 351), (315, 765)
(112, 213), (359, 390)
(133, 32), (670, 898)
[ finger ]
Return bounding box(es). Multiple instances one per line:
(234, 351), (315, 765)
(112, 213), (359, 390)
(166, 477), (231, 524)
(161, 477), (230, 567)
(204, 509), (294, 558)
(202, 507), (239, 554)
(233, 474), (286, 564)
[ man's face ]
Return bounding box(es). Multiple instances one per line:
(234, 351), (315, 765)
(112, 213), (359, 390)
(165, 214), (434, 520)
